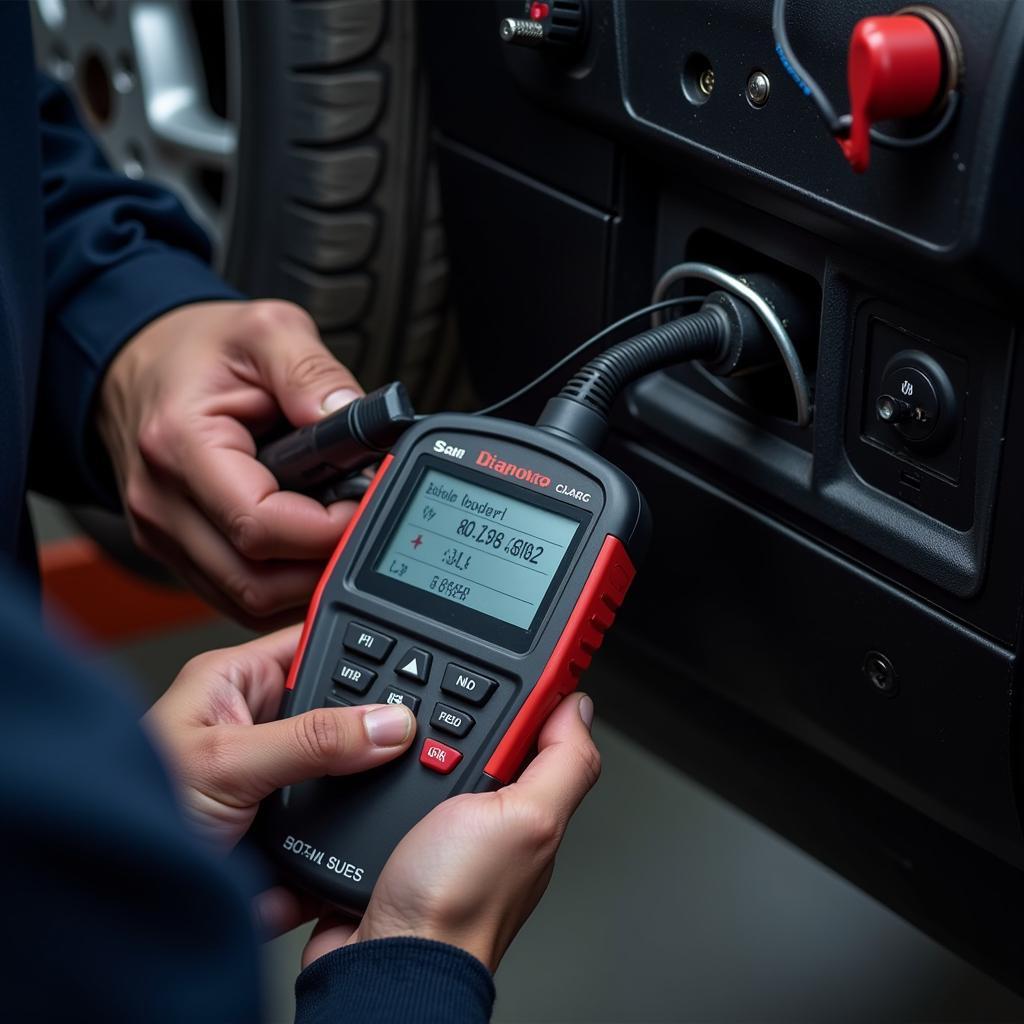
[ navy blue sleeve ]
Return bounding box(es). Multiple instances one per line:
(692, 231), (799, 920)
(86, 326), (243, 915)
(30, 74), (242, 506)
(0, 574), (261, 1023)
(295, 937), (495, 1024)
(0, 570), (496, 1023)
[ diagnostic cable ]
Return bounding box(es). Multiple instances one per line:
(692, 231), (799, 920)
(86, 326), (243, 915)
(256, 271), (810, 909)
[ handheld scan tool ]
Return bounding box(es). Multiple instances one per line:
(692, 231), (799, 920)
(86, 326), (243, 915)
(259, 288), (774, 909)
(259, 412), (644, 908)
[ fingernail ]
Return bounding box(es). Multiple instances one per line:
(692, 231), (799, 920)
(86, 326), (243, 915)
(363, 705), (414, 747)
(578, 694), (595, 731)
(321, 388), (360, 415)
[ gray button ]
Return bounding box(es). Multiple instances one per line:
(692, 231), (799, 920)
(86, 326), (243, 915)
(332, 658), (377, 694)
(343, 622), (395, 663)
(431, 702), (475, 738)
(396, 647), (432, 684)
(441, 663), (497, 706)
(378, 685), (421, 715)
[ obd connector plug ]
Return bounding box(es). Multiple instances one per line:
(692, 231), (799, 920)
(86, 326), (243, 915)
(539, 273), (809, 448)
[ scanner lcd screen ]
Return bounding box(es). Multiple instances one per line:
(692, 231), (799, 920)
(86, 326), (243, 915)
(373, 468), (580, 629)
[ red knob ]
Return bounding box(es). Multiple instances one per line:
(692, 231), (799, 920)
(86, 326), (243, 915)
(839, 15), (942, 173)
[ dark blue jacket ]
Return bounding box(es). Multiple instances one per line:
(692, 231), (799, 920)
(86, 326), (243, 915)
(0, 4), (493, 1020)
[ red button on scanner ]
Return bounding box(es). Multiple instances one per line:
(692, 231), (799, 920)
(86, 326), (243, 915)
(420, 738), (462, 775)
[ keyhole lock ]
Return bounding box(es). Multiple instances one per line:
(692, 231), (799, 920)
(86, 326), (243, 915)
(874, 349), (957, 449)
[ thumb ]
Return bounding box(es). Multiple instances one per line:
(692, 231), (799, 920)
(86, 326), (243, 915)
(511, 693), (601, 826)
(210, 702), (416, 803)
(251, 307), (363, 425)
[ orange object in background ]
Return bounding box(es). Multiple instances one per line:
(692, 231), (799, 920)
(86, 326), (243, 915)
(40, 536), (214, 645)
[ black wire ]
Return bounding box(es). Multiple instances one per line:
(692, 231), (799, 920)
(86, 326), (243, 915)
(554, 308), (725, 420)
(772, 0), (844, 134)
(871, 90), (960, 148)
(474, 296), (706, 418)
(772, 0), (959, 149)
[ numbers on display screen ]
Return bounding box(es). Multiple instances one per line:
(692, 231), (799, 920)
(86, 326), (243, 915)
(373, 467), (581, 629)
(429, 576), (472, 602)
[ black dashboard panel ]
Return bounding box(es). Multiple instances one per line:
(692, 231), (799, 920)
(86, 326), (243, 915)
(618, 0), (1011, 252)
(420, 0), (1024, 990)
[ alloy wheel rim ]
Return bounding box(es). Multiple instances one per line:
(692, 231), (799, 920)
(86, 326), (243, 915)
(30, 0), (241, 265)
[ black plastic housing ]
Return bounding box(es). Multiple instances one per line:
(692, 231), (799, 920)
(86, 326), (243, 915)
(259, 413), (647, 910)
(258, 382), (415, 494)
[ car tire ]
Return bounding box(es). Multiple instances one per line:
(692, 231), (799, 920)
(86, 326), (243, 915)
(224, 0), (458, 406)
(31, 0), (459, 583)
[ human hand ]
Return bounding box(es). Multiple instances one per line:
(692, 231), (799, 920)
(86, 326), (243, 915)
(98, 299), (363, 626)
(302, 692), (600, 971)
(142, 625), (417, 851)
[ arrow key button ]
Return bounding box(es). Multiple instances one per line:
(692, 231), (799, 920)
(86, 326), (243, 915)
(395, 647), (432, 685)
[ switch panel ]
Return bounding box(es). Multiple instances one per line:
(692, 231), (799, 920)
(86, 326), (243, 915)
(873, 350), (958, 451)
(848, 315), (971, 528)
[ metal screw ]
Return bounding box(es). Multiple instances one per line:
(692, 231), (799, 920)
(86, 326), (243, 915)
(50, 56), (74, 82)
(698, 67), (716, 96)
(123, 142), (145, 181)
(500, 18), (545, 47)
(863, 651), (898, 697)
(112, 69), (135, 95)
(746, 70), (770, 108)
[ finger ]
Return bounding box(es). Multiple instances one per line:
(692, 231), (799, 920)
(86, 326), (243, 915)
(130, 488), (326, 620)
(209, 703), (417, 803)
(219, 624), (303, 725)
(232, 622), (304, 676)
(303, 913), (360, 969)
(246, 307), (363, 426)
(253, 885), (321, 941)
(509, 693), (601, 826)
(170, 553), (313, 632)
(170, 418), (356, 561)
(168, 625), (304, 726)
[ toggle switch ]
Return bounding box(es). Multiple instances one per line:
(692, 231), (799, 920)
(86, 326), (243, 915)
(500, 0), (586, 51)
(874, 350), (957, 449)
(875, 394), (914, 424)
(839, 6), (962, 172)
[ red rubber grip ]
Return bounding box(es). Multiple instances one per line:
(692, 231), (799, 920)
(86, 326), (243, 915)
(285, 455), (394, 690)
(483, 534), (636, 784)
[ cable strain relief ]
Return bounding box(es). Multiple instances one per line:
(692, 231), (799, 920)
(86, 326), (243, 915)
(692, 299), (737, 375)
(348, 381), (416, 451)
(536, 396), (609, 450)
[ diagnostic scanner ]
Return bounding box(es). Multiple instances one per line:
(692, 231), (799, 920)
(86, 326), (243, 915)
(257, 297), (753, 909)
(259, 414), (646, 910)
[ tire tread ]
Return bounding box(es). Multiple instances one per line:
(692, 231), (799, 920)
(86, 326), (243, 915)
(277, 0), (452, 404)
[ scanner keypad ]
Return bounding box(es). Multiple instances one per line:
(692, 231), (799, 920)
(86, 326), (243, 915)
(326, 618), (512, 774)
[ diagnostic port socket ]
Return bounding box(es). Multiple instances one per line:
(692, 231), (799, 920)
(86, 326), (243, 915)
(666, 230), (822, 440)
(847, 307), (974, 528)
